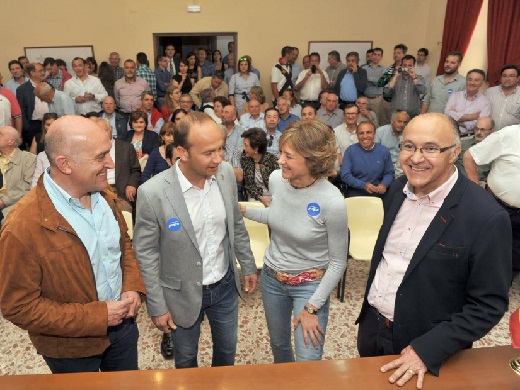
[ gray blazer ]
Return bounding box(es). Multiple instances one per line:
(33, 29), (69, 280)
(133, 161), (256, 328)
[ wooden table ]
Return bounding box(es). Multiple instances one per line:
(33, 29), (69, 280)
(1, 346), (519, 389)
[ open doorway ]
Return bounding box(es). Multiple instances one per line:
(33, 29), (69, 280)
(153, 32), (236, 70)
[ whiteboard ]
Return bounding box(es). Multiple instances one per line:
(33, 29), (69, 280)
(25, 46), (95, 72)
(308, 41), (372, 66)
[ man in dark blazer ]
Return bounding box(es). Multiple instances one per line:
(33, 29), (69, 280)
(16, 62), (46, 149)
(112, 138), (141, 212)
(356, 113), (511, 389)
(133, 112), (257, 368)
(100, 96), (128, 140)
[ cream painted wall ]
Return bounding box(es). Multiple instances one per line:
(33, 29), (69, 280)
(0, 0), (447, 100)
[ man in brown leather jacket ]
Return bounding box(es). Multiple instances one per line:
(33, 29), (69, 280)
(0, 116), (146, 374)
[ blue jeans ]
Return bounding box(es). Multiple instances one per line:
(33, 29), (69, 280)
(261, 266), (330, 363)
(43, 318), (139, 373)
(171, 267), (238, 368)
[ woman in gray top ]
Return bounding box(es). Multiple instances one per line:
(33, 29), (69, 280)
(240, 119), (348, 363)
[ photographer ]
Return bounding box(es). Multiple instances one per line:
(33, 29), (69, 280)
(334, 52), (368, 110)
(295, 52), (329, 110)
(383, 54), (425, 119)
(229, 56), (260, 114)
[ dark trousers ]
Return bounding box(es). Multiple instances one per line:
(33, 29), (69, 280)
(357, 305), (396, 357)
(43, 318), (139, 373)
(339, 100), (356, 110)
(23, 120), (42, 150)
(345, 187), (383, 199)
(499, 202), (520, 275)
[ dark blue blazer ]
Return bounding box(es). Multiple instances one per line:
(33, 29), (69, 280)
(16, 81), (35, 131)
(356, 173), (511, 375)
(124, 130), (160, 157)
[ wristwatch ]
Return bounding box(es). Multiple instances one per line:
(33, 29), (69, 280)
(304, 305), (318, 315)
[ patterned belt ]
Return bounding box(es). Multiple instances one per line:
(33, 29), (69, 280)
(265, 265), (325, 286)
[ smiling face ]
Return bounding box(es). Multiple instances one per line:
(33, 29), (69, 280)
(131, 118), (146, 133)
(356, 122), (375, 149)
(466, 71), (484, 94)
(400, 114), (460, 197)
(9, 63), (24, 78)
(500, 67), (519, 90)
(278, 140), (310, 182)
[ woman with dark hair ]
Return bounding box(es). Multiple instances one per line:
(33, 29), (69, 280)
(172, 108), (187, 125)
(239, 119), (348, 363)
(160, 85), (181, 121)
(237, 128), (279, 206)
(85, 56), (98, 76)
(212, 50), (227, 78)
(186, 52), (202, 85)
(124, 111), (160, 158)
(229, 55), (259, 114)
(97, 61), (116, 98)
(141, 122), (178, 183)
(171, 58), (193, 94)
(205, 96), (229, 124)
(30, 112), (58, 155)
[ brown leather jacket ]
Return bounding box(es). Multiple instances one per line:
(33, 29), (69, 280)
(0, 177), (146, 358)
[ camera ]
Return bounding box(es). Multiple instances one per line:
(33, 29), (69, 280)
(398, 66), (409, 73)
(311, 65), (317, 74)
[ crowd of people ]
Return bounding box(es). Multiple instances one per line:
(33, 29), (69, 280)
(0, 39), (518, 389)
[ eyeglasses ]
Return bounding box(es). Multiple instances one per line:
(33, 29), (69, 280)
(501, 74), (518, 78)
(400, 142), (456, 157)
(268, 135), (274, 147)
(475, 126), (493, 131)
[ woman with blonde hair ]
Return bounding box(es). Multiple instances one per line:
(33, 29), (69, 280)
(161, 85), (181, 121)
(240, 119), (348, 363)
(241, 85), (270, 115)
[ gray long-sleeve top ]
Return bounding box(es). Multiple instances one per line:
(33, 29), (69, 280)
(244, 170), (348, 309)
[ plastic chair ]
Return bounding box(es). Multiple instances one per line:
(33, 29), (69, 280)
(337, 196), (384, 302)
(239, 201), (270, 269)
(122, 210), (134, 240)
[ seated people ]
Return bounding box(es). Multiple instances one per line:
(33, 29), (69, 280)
(94, 118), (140, 213)
(277, 96), (299, 132)
(236, 128), (279, 207)
(205, 96), (229, 125)
(341, 121), (394, 197)
(0, 126), (36, 222)
(189, 74), (228, 109)
(136, 91), (164, 133)
(241, 86), (270, 115)
(30, 113), (57, 155)
(240, 99), (266, 131)
(141, 122), (178, 183)
(356, 96), (379, 128)
(160, 85), (181, 121)
(375, 110), (409, 166)
(100, 96), (128, 140)
(124, 111), (160, 158)
(283, 89), (302, 118)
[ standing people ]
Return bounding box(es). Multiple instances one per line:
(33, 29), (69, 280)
(229, 56), (260, 114)
(240, 119), (348, 363)
(134, 112), (257, 368)
(0, 116), (146, 374)
(357, 113), (511, 388)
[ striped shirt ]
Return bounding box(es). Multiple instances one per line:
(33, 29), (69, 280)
(484, 86), (520, 130)
(136, 65), (157, 100)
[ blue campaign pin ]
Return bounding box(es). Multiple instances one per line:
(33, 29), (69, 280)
(307, 203), (321, 217)
(167, 218), (181, 232)
(448, 88), (453, 94)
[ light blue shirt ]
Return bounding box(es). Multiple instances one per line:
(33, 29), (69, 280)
(339, 72), (357, 102)
(240, 113), (265, 130)
(49, 90), (76, 117)
(43, 170), (122, 301)
(5, 77), (29, 94)
(265, 130), (282, 156)
(102, 112), (117, 138)
(375, 124), (402, 164)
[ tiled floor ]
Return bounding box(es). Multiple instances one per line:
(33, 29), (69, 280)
(0, 259), (517, 375)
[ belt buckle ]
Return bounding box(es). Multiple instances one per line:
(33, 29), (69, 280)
(385, 318), (392, 328)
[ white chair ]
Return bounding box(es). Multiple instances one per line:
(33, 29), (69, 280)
(239, 201), (270, 269)
(122, 210), (133, 240)
(345, 197), (384, 261)
(337, 196), (384, 302)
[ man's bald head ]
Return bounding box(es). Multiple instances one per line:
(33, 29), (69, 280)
(45, 116), (98, 167)
(0, 126), (20, 147)
(34, 82), (54, 102)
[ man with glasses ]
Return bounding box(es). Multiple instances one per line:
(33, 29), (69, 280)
(485, 64), (520, 130)
(464, 120), (520, 279)
(179, 94), (194, 113)
(357, 113), (511, 389)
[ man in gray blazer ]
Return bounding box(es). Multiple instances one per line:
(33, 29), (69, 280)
(134, 112), (257, 368)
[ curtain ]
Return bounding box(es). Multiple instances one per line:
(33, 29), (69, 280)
(487, 0), (520, 86)
(436, 0), (483, 75)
